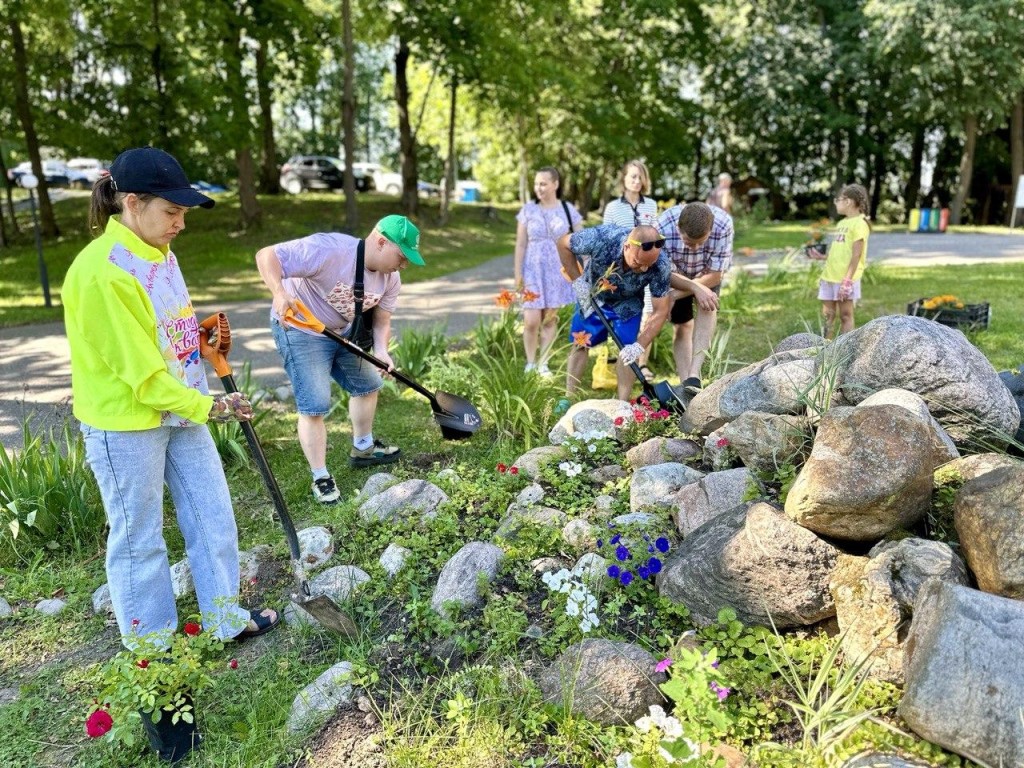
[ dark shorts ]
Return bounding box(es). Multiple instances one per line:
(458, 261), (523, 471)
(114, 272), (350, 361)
(568, 305), (642, 347)
(671, 284), (721, 325)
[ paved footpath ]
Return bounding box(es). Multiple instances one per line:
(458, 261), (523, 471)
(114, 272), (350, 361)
(2, 231), (1023, 450)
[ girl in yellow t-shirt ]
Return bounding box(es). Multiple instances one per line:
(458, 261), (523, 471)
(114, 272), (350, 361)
(807, 183), (870, 338)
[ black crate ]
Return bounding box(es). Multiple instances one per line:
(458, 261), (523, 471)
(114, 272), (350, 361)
(907, 299), (991, 331)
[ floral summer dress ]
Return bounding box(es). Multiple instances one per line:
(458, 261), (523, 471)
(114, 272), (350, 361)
(516, 201), (582, 309)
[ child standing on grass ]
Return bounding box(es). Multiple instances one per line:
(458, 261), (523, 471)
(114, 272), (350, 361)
(808, 183), (870, 338)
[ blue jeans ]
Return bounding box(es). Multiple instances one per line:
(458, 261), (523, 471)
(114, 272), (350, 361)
(271, 319), (383, 415)
(81, 423), (249, 647)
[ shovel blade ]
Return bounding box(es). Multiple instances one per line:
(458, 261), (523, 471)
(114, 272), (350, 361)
(432, 390), (482, 439)
(294, 595), (359, 638)
(652, 380), (687, 414)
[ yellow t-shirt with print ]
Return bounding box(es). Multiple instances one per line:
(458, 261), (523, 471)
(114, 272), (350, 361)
(821, 214), (869, 283)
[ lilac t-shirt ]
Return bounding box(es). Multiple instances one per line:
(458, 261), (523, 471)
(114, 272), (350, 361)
(272, 232), (402, 334)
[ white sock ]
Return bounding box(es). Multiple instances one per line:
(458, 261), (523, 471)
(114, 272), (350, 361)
(354, 434), (374, 451)
(312, 467), (330, 481)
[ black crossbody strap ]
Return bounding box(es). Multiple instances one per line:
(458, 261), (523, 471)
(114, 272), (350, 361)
(353, 239), (365, 318)
(561, 200), (573, 232)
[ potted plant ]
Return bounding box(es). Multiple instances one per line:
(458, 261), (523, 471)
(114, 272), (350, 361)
(86, 617), (237, 763)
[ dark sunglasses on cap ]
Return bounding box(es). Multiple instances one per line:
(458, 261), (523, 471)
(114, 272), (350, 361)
(627, 237), (666, 252)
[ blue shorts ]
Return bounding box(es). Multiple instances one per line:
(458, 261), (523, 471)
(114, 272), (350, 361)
(568, 305), (642, 347)
(271, 319), (383, 415)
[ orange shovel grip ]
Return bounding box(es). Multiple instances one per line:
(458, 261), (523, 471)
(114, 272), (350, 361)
(282, 298), (326, 334)
(198, 312), (233, 378)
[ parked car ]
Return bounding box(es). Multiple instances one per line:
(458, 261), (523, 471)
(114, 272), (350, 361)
(417, 181), (442, 199)
(353, 162), (403, 196)
(9, 160), (90, 189)
(279, 155), (372, 194)
(67, 158), (109, 185)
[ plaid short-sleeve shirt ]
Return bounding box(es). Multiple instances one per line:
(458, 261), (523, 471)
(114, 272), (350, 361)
(656, 204), (734, 278)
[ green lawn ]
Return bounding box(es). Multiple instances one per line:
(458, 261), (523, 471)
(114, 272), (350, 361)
(0, 192), (519, 327)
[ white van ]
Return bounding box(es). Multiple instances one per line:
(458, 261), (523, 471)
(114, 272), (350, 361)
(67, 158), (108, 184)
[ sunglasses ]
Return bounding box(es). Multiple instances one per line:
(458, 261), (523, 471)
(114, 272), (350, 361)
(627, 238), (666, 252)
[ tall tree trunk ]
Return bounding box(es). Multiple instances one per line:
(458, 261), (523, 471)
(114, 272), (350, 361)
(904, 125), (925, 219)
(577, 166), (598, 218)
(516, 115), (529, 204)
(0, 140), (14, 244)
(1008, 92), (1023, 226)
(225, 10), (261, 229)
(438, 76), (457, 225)
(150, 0), (170, 146)
(692, 117), (704, 196)
(255, 38), (280, 195)
(869, 131), (886, 219)
(395, 37), (418, 217)
(950, 114), (978, 225)
(341, 0), (357, 230)
(9, 17), (58, 237)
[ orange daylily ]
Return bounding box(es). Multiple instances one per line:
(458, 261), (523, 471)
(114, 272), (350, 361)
(571, 331), (592, 348)
(521, 289), (540, 303)
(495, 289), (516, 309)
(596, 277), (618, 293)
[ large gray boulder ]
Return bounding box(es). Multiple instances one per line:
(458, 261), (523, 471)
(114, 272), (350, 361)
(658, 502), (840, 628)
(954, 463), (1024, 598)
(538, 639), (666, 725)
(718, 412), (812, 475)
(830, 539), (969, 684)
(773, 332), (826, 354)
(358, 479), (448, 522)
(681, 348), (818, 436)
(900, 581), (1024, 767)
(629, 463), (704, 512)
(431, 542), (504, 617)
(939, 452), (1021, 484)
(857, 388), (959, 463)
(671, 468), (755, 537)
(825, 315), (1018, 446)
(785, 405), (937, 541)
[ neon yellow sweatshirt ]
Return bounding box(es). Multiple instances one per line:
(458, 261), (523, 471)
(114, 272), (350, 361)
(63, 217), (214, 430)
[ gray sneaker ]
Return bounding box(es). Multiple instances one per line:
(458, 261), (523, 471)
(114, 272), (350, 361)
(312, 475), (341, 504)
(349, 440), (401, 468)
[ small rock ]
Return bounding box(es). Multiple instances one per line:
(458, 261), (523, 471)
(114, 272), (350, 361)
(516, 483), (546, 506)
(0, 597), (12, 617)
(594, 495), (617, 513)
(625, 437), (702, 469)
(511, 446), (564, 479)
(435, 468), (461, 484)
(611, 512), (659, 528)
(431, 542), (504, 617)
(358, 479), (448, 523)
(562, 519), (597, 549)
(91, 584), (113, 615)
(170, 558), (193, 598)
(35, 598), (67, 616)
(571, 552), (608, 589)
(273, 385), (293, 402)
(308, 566), (370, 603)
(379, 544), (411, 578)
(0, 687), (19, 706)
(356, 695), (374, 713)
(589, 465), (628, 484)
(297, 527), (335, 570)
(286, 662), (355, 733)
(358, 472), (398, 502)
(531, 557), (570, 575)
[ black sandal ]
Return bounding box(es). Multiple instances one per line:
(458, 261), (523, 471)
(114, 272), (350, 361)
(234, 608), (280, 641)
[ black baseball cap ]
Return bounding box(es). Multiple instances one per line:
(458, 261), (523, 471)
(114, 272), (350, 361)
(109, 147), (215, 209)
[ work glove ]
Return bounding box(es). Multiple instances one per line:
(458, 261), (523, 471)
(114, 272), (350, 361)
(208, 392), (253, 423)
(619, 343), (644, 367)
(572, 276), (595, 318)
(838, 278), (854, 301)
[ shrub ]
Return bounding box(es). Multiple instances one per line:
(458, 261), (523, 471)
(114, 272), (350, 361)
(0, 422), (104, 566)
(391, 324), (448, 382)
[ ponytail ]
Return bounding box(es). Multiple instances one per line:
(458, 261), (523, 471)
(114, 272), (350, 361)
(88, 175), (120, 235)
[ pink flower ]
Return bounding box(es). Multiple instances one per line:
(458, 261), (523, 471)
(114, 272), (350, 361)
(654, 658), (672, 674)
(136, 659), (149, 669)
(509, 466), (519, 475)
(229, 659), (239, 670)
(613, 416), (624, 426)
(710, 681), (730, 701)
(638, 396), (650, 407)
(183, 622), (201, 637)
(635, 412), (646, 423)
(85, 708), (113, 738)
(131, 618), (140, 627)
(715, 437), (730, 448)
(249, 577), (258, 585)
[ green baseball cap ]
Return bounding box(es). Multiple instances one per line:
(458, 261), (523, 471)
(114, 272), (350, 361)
(377, 214), (424, 266)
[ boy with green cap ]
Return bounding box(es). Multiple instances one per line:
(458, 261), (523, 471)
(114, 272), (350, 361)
(256, 215), (424, 503)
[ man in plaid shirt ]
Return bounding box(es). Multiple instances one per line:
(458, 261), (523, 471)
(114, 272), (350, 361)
(656, 202), (733, 394)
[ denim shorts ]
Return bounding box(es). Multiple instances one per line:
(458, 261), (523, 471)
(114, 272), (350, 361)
(271, 319), (383, 415)
(568, 304), (642, 347)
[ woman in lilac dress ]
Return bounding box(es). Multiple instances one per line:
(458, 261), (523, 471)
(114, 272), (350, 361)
(513, 166), (583, 376)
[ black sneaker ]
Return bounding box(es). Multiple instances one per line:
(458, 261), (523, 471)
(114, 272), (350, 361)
(312, 475), (341, 504)
(682, 377), (703, 396)
(349, 440), (401, 468)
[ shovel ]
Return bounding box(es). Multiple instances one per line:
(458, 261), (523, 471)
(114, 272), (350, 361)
(198, 312), (358, 637)
(282, 298), (482, 440)
(587, 301), (686, 414)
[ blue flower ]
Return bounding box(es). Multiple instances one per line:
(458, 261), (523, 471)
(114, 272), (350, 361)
(647, 557), (663, 574)
(607, 565), (621, 578)
(596, 538), (604, 549)
(647, 544), (655, 553)
(619, 571), (634, 586)
(655, 537), (670, 553)
(615, 545), (630, 562)
(642, 533), (651, 541)
(637, 565), (651, 580)
(610, 534), (621, 545)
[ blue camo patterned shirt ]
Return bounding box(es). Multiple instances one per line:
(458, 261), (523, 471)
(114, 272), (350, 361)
(568, 224), (671, 321)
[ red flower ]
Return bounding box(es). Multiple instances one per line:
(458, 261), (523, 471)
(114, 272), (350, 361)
(635, 412), (646, 423)
(137, 659), (149, 669)
(613, 416), (624, 426)
(509, 466), (519, 475)
(249, 577), (258, 585)
(496, 462), (507, 474)
(183, 622), (201, 637)
(229, 659), (239, 670)
(131, 618), (140, 627)
(715, 437), (730, 448)
(85, 708), (113, 738)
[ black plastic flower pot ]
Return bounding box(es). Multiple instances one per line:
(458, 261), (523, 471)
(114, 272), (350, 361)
(140, 697), (202, 764)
